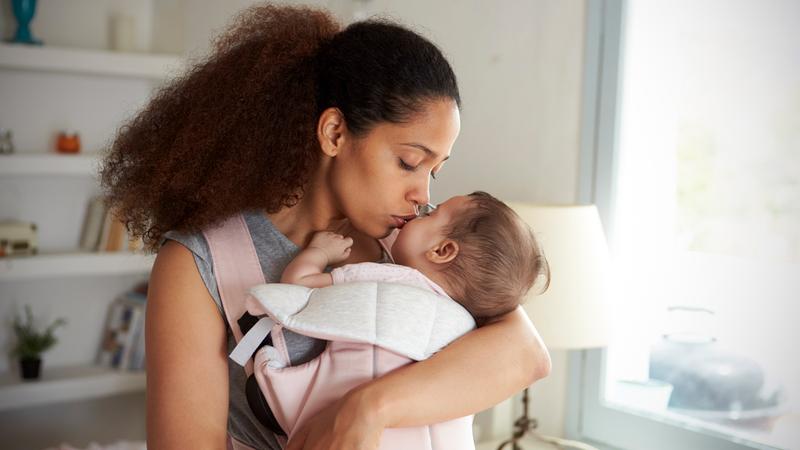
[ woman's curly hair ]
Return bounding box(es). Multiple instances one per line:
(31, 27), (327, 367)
(100, 4), (459, 252)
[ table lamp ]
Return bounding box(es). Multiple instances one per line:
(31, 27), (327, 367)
(498, 204), (612, 450)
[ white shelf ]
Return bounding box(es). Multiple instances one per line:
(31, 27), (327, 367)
(0, 153), (99, 176)
(0, 42), (183, 80)
(0, 252), (155, 281)
(0, 364), (145, 412)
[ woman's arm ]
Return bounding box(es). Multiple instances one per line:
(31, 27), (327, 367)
(363, 305), (551, 427)
(146, 241), (230, 450)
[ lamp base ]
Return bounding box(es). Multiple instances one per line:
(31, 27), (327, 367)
(496, 387), (600, 450)
(496, 388), (538, 450)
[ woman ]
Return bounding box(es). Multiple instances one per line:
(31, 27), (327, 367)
(101, 4), (551, 450)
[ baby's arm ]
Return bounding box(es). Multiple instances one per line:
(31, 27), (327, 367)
(281, 231), (353, 288)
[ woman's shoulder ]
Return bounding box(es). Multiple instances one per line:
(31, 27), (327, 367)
(161, 211), (294, 261)
(162, 229), (210, 261)
(160, 228), (222, 314)
(158, 211), (276, 314)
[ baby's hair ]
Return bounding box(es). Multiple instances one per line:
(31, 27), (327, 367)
(442, 192), (550, 326)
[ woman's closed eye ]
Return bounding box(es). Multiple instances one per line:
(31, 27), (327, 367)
(399, 158), (438, 180)
(398, 158), (417, 171)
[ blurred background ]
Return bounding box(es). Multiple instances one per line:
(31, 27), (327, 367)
(0, 1), (797, 449)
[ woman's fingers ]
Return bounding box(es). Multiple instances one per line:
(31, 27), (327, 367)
(282, 392), (383, 450)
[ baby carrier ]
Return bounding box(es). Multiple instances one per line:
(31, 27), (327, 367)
(204, 214), (476, 450)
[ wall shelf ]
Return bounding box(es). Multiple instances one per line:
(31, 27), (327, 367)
(0, 153), (99, 176)
(0, 42), (183, 80)
(0, 365), (145, 412)
(0, 252), (154, 281)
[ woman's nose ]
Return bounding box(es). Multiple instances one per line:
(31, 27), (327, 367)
(407, 178), (431, 210)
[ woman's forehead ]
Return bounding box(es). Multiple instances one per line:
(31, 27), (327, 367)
(367, 101), (460, 155)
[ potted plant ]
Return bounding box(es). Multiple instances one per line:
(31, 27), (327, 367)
(11, 305), (66, 380)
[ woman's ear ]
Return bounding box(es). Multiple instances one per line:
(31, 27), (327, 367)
(426, 239), (459, 265)
(317, 107), (346, 157)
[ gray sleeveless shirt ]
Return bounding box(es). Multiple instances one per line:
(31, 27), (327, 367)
(163, 211), (329, 449)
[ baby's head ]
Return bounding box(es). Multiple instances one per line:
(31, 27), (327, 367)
(393, 191), (550, 325)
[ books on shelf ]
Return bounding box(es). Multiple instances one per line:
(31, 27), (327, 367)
(79, 196), (144, 252)
(79, 196), (106, 250)
(97, 287), (147, 371)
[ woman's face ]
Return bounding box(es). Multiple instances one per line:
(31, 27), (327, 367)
(329, 99), (461, 239)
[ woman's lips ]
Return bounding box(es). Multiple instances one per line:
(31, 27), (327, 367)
(391, 216), (408, 228)
(391, 215), (416, 229)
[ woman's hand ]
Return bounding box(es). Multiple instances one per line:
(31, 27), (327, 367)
(285, 388), (385, 450)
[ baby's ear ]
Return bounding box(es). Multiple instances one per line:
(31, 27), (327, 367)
(426, 239), (459, 265)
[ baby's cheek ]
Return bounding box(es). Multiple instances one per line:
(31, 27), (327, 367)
(391, 237), (410, 265)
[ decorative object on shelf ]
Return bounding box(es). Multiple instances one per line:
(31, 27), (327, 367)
(78, 198), (144, 253)
(79, 196), (108, 251)
(97, 283), (148, 371)
(9, 0), (43, 45)
(56, 130), (81, 154)
(11, 304), (66, 380)
(498, 204), (612, 450)
(0, 128), (14, 154)
(0, 220), (38, 257)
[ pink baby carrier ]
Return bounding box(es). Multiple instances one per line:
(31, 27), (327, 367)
(204, 214), (476, 450)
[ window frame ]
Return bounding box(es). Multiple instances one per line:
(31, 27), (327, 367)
(568, 1), (777, 449)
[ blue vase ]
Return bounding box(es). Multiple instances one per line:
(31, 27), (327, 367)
(11, 0), (43, 45)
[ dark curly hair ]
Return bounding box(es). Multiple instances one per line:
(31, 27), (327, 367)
(100, 3), (460, 251)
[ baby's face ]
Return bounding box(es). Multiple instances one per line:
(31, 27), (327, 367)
(391, 195), (472, 267)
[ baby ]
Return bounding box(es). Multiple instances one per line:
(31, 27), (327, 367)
(282, 191), (549, 325)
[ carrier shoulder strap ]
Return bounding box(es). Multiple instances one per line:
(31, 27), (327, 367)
(203, 213), (266, 376)
(378, 228), (398, 262)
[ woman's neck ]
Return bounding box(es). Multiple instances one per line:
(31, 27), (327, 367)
(266, 194), (344, 248)
(266, 172), (382, 263)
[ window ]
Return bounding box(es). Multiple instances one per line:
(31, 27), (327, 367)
(574, 1), (799, 449)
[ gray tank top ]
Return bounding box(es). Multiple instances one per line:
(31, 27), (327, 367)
(163, 211), (328, 449)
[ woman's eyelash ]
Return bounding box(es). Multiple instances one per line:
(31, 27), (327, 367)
(399, 159), (416, 171)
(399, 158), (438, 180)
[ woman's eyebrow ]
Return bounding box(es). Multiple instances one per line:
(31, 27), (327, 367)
(400, 143), (450, 161)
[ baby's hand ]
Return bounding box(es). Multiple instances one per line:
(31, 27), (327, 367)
(308, 231), (353, 265)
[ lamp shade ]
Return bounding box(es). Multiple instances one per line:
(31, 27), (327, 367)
(509, 204), (611, 350)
